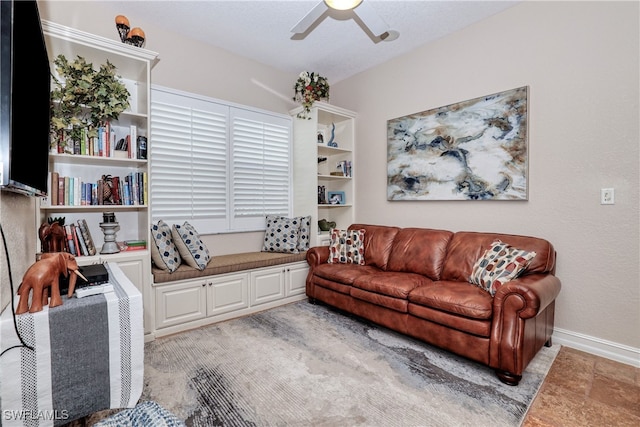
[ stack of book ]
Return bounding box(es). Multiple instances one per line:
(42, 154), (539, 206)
(117, 240), (147, 252)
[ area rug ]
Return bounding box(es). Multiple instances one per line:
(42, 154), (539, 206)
(142, 301), (560, 427)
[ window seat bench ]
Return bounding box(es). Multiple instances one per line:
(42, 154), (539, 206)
(151, 251), (309, 337)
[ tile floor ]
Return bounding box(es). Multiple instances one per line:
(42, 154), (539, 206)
(523, 346), (640, 426)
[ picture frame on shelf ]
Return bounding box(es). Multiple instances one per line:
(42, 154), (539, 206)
(328, 191), (345, 205)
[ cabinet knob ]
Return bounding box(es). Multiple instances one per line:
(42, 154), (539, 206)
(202, 283), (206, 287)
(208, 282), (212, 286)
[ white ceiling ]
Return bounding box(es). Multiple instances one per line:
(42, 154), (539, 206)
(101, 0), (519, 83)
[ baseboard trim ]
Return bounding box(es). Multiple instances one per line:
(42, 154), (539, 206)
(553, 327), (640, 368)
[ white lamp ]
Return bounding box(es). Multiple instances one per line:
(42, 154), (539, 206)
(324, 0), (363, 11)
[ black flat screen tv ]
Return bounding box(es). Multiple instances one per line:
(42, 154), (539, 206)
(0, 0), (51, 197)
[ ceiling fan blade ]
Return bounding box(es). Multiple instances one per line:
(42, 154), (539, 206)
(353, 1), (390, 37)
(291, 1), (328, 34)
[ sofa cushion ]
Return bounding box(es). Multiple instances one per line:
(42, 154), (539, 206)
(408, 303), (492, 338)
(150, 220), (182, 272)
(386, 228), (453, 280)
(313, 263), (381, 285)
(441, 231), (556, 282)
(348, 224), (400, 270)
(350, 287), (409, 313)
(408, 281), (493, 320)
(327, 228), (365, 264)
(353, 272), (432, 299)
(469, 240), (537, 296)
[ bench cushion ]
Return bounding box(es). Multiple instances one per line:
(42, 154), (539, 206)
(153, 251), (307, 284)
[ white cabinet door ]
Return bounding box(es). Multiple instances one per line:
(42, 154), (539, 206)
(286, 262), (309, 296)
(206, 273), (249, 317)
(155, 280), (206, 329)
(250, 266), (285, 306)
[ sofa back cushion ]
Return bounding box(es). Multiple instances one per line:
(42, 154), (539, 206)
(386, 228), (453, 280)
(348, 224), (400, 270)
(441, 231), (556, 282)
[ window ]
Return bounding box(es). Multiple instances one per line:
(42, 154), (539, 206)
(150, 86), (292, 234)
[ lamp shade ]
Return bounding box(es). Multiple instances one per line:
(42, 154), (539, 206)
(324, 0), (363, 11)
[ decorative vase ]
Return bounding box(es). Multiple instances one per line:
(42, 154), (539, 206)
(99, 212), (120, 254)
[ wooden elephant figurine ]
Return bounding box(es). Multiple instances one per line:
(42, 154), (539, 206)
(16, 252), (87, 314)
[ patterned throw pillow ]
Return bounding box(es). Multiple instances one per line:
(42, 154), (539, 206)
(172, 222), (211, 270)
(327, 228), (366, 265)
(262, 215), (301, 254)
(296, 215), (311, 252)
(150, 220), (182, 272)
(469, 240), (537, 296)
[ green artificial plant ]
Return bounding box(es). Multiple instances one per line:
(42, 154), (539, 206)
(50, 55), (130, 150)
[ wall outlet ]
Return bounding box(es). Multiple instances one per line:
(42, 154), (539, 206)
(601, 188), (615, 205)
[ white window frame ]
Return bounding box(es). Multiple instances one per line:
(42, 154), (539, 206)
(150, 85), (292, 234)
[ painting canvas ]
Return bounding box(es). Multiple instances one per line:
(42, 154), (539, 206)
(387, 86), (529, 201)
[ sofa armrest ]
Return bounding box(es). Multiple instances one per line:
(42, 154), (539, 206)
(306, 246), (330, 267)
(490, 273), (561, 379)
(493, 274), (561, 319)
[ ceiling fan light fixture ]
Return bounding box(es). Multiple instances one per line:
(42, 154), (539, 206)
(324, 0), (363, 11)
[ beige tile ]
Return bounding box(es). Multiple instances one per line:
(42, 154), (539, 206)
(525, 347), (640, 427)
(544, 348), (594, 396)
(582, 396), (640, 427)
(589, 373), (640, 418)
(525, 382), (587, 427)
(594, 357), (639, 386)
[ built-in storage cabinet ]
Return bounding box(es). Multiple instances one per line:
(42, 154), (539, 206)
(291, 102), (356, 246)
(36, 21), (158, 336)
(154, 262), (309, 337)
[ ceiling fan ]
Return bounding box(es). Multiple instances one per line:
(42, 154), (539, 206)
(291, 0), (399, 41)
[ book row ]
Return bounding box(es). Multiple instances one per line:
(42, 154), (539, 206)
(56, 219), (147, 257)
(47, 171), (148, 207)
(52, 122), (147, 160)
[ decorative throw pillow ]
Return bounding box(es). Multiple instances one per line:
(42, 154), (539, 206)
(327, 228), (365, 265)
(150, 220), (182, 272)
(296, 215), (311, 252)
(262, 215), (301, 254)
(171, 222), (211, 270)
(469, 240), (537, 296)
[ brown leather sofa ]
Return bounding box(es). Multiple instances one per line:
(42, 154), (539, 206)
(305, 224), (561, 385)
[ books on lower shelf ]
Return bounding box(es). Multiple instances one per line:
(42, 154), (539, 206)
(62, 220), (98, 257)
(52, 219), (146, 258)
(45, 171), (148, 207)
(117, 240), (147, 252)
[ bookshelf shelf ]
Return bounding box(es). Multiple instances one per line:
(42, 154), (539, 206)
(40, 204), (148, 211)
(49, 153), (148, 167)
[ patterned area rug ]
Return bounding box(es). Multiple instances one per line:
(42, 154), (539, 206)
(142, 301), (559, 427)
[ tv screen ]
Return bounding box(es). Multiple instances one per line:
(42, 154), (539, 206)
(0, 0), (51, 197)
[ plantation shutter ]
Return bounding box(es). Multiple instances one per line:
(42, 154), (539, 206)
(230, 108), (291, 231)
(150, 89), (228, 233)
(150, 86), (292, 234)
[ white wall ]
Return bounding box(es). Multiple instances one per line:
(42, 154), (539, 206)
(331, 1), (639, 356)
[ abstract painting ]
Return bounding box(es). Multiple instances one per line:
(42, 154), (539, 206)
(387, 86), (529, 201)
